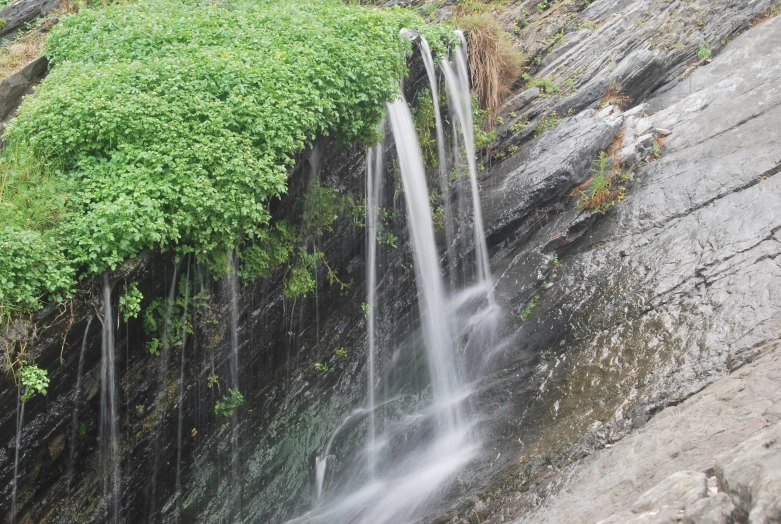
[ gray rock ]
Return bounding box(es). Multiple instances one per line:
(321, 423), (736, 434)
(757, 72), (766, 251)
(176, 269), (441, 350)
(631, 471), (707, 514)
(0, 56), (47, 124)
(683, 493), (734, 524)
(0, 0), (59, 41)
(715, 422), (781, 524)
(599, 507), (683, 524)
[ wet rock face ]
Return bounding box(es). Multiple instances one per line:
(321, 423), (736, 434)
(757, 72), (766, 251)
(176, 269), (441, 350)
(468, 12), (781, 523)
(2, 1), (781, 524)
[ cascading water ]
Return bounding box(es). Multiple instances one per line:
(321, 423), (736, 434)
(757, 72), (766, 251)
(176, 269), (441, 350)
(404, 31), (459, 288)
(291, 29), (503, 520)
(441, 31), (494, 299)
(387, 97), (463, 432)
(227, 251), (242, 515)
(99, 275), (120, 524)
(365, 144), (383, 480)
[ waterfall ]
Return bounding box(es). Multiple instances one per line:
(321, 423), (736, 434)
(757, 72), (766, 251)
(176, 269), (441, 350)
(99, 275), (120, 524)
(441, 31), (494, 299)
(228, 251), (241, 515)
(11, 389), (24, 524)
(68, 315), (94, 491)
(414, 34), (459, 288)
(387, 97), (462, 431)
(315, 406), (370, 500)
(365, 143), (384, 479)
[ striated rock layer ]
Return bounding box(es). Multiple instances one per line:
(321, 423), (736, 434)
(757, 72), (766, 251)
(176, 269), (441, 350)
(1, 0), (780, 523)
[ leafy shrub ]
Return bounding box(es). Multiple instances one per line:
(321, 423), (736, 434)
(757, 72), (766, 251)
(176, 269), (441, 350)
(0, 0), (453, 319)
(19, 362), (49, 402)
(119, 281), (143, 322)
(214, 388), (244, 417)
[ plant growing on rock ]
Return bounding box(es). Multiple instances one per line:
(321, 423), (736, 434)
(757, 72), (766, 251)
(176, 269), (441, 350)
(696, 43), (712, 60)
(214, 388), (244, 417)
(573, 151), (627, 214)
(456, 13), (523, 126)
(19, 362), (49, 402)
(119, 281), (143, 322)
(0, 0), (455, 324)
(533, 110), (562, 136)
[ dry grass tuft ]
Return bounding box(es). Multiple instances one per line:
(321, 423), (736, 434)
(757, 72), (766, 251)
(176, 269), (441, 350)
(598, 84), (631, 110)
(458, 13), (523, 126)
(572, 138), (628, 215)
(0, 30), (47, 80)
(752, 3), (781, 25)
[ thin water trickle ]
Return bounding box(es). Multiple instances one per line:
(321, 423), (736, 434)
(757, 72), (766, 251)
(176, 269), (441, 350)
(11, 388), (24, 524)
(228, 251), (241, 515)
(68, 315), (94, 492)
(292, 30), (502, 524)
(99, 275), (120, 524)
(365, 143), (383, 480)
(315, 406), (369, 500)
(442, 33), (494, 300)
(414, 34), (459, 288)
(175, 258), (192, 520)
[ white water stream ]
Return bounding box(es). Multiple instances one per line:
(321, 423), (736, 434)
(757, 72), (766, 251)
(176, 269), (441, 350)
(292, 29), (500, 524)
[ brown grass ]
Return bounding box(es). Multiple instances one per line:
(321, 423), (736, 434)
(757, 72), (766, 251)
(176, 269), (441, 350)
(572, 136), (628, 214)
(598, 84), (631, 110)
(752, 3), (780, 25)
(458, 14), (523, 126)
(0, 30), (47, 80)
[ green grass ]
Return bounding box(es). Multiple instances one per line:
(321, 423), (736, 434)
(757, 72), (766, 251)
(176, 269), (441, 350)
(0, 0), (453, 320)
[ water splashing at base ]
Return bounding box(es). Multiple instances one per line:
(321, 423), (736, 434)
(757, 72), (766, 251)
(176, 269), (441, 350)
(291, 28), (503, 518)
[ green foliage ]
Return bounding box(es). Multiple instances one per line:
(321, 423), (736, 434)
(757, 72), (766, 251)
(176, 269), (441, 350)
(528, 77), (560, 95)
(520, 295), (539, 321)
(379, 231), (398, 248)
(472, 96), (495, 148)
(0, 0), (453, 321)
(533, 110), (562, 137)
(314, 362), (329, 372)
(361, 302), (369, 318)
(214, 388), (244, 417)
(143, 278), (192, 355)
(79, 421), (87, 436)
(696, 43), (711, 60)
(335, 347), (347, 358)
(239, 222), (296, 281)
(414, 87), (438, 169)
(119, 281), (142, 322)
(19, 362), (49, 402)
(574, 152), (627, 214)
(207, 374), (219, 389)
